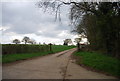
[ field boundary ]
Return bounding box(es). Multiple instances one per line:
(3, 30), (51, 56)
(3, 48), (75, 66)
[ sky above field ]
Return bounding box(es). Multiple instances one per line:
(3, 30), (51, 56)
(1, 0), (86, 45)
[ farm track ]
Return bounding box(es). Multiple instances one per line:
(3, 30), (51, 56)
(2, 48), (117, 79)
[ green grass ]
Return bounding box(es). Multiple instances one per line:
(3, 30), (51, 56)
(74, 51), (120, 77)
(51, 45), (75, 53)
(2, 51), (52, 63)
(2, 45), (75, 63)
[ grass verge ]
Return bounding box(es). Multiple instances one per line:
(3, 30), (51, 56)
(2, 45), (75, 63)
(74, 51), (120, 77)
(2, 51), (52, 63)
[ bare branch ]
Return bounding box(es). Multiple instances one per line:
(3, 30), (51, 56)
(36, 0), (99, 23)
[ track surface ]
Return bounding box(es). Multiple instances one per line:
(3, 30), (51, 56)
(2, 48), (116, 79)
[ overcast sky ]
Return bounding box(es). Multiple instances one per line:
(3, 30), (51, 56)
(1, 1), (80, 45)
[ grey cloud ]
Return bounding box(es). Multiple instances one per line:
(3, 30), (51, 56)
(2, 1), (71, 39)
(0, 3), (2, 26)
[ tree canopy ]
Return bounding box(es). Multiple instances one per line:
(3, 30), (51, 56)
(37, 1), (120, 58)
(13, 39), (20, 44)
(22, 36), (30, 44)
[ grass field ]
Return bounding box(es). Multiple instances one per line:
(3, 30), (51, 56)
(51, 45), (75, 53)
(2, 45), (75, 63)
(74, 51), (120, 77)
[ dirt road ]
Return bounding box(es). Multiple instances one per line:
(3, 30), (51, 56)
(2, 48), (117, 79)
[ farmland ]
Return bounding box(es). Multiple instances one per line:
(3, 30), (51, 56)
(2, 44), (75, 63)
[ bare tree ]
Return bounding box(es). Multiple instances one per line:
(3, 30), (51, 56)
(36, 0), (99, 21)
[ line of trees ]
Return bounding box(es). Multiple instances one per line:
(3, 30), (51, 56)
(63, 34), (88, 46)
(70, 2), (120, 58)
(13, 36), (36, 44)
(37, 1), (120, 58)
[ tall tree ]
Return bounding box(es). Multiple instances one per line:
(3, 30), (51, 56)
(70, 2), (120, 57)
(37, 1), (120, 58)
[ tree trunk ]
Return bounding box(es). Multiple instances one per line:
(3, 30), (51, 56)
(77, 42), (80, 51)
